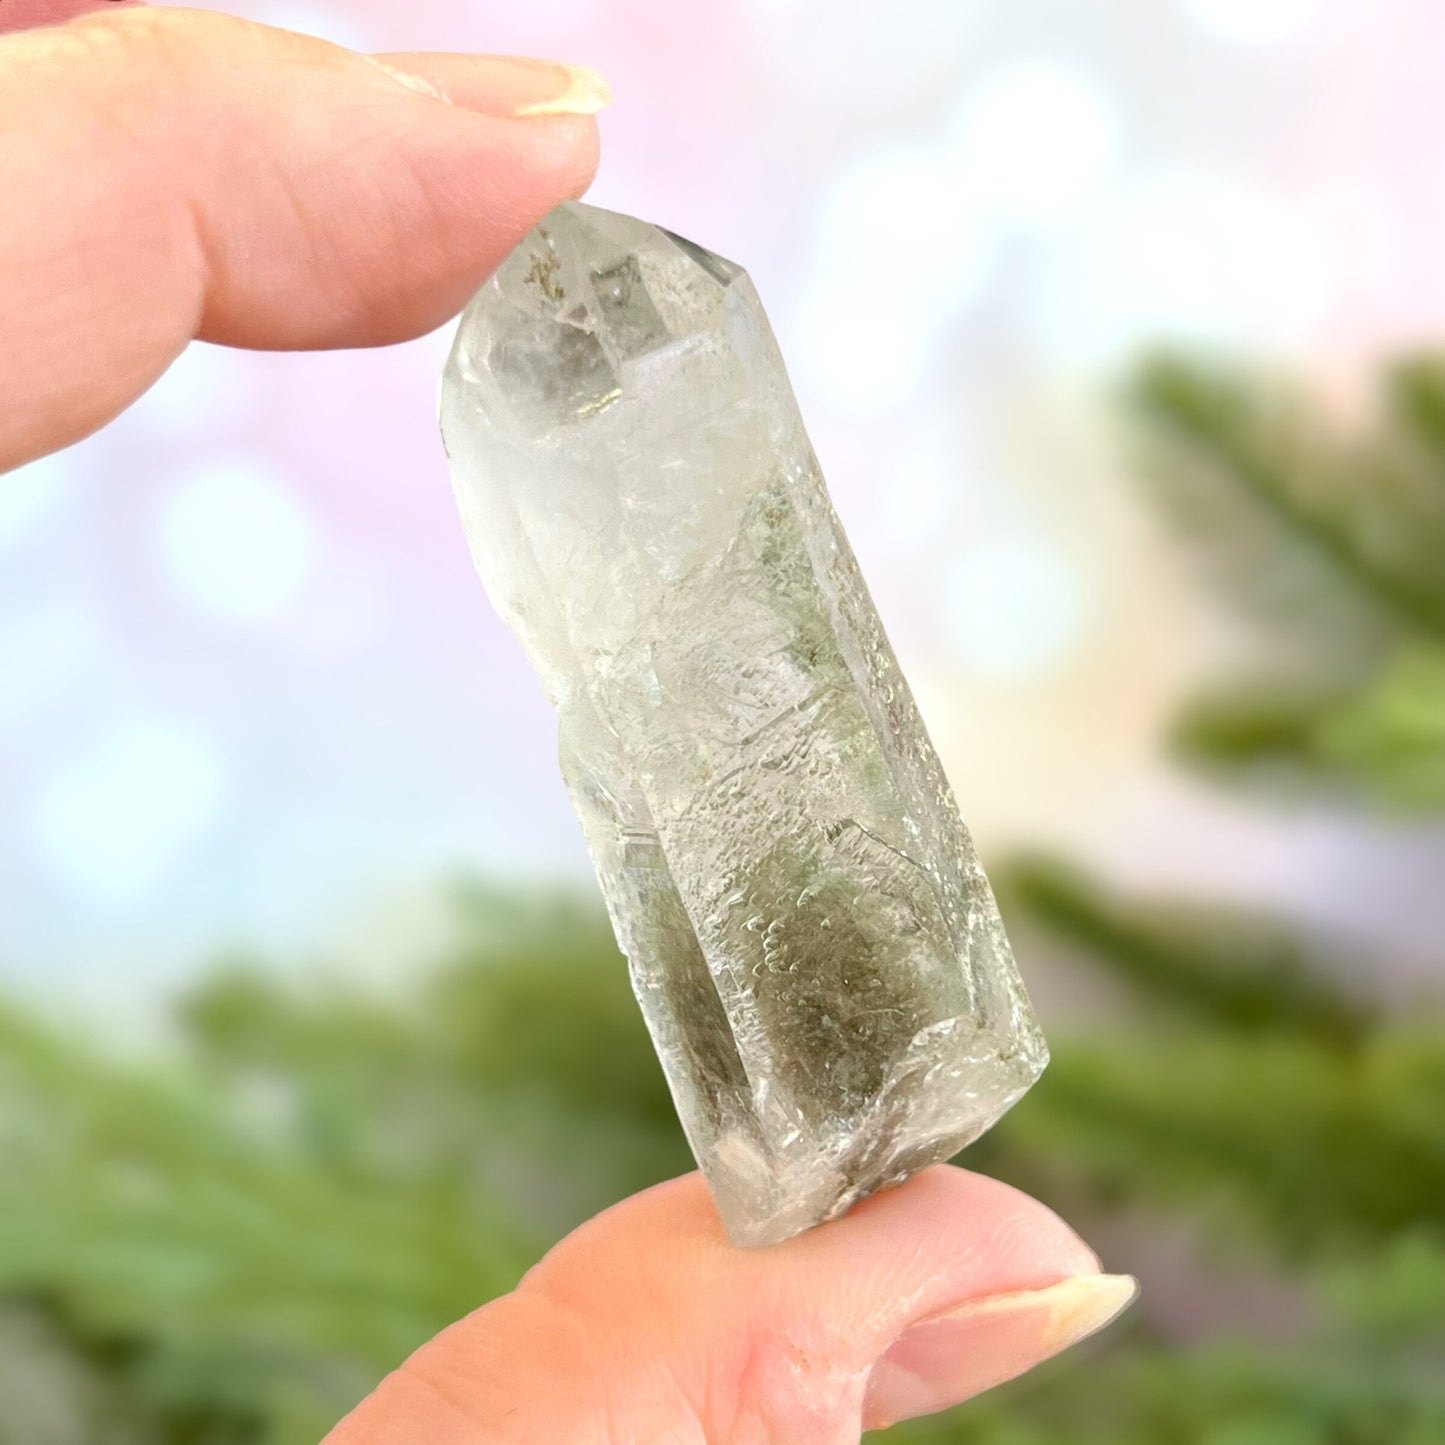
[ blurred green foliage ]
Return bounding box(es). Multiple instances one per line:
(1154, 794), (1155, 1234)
(1, 883), (1441, 1443)
(1130, 353), (1445, 804)
(2, 355), (1443, 1441)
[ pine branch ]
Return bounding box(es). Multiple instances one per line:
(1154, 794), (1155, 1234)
(0, 999), (550, 1438)
(1317, 649), (1445, 810)
(1325, 1232), (1445, 1344)
(1131, 355), (1445, 644)
(1159, 650), (1445, 810)
(1167, 682), (1346, 775)
(0, 1299), (264, 1445)
(1000, 1030), (1445, 1254)
(880, 1336), (1445, 1444)
(1000, 857), (1373, 1045)
(1388, 355), (1445, 486)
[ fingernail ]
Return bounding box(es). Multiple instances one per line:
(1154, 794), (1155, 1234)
(864, 1274), (1138, 1430)
(369, 56), (612, 118)
(367, 58), (453, 103)
(510, 62), (612, 118)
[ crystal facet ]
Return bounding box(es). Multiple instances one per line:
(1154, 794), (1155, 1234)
(440, 202), (1048, 1246)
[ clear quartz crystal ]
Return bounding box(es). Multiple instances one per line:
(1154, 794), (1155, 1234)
(440, 202), (1047, 1246)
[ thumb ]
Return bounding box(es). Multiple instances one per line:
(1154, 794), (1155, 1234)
(326, 1169), (1136, 1443)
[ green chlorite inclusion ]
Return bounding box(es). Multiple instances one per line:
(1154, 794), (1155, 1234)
(440, 202), (1047, 1246)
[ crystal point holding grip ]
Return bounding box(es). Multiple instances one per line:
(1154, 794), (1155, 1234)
(440, 201), (1047, 1247)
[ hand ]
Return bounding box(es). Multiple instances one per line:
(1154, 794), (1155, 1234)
(2, 8), (1135, 1441)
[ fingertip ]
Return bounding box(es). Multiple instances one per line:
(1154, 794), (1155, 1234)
(192, 86), (602, 349)
(526, 111), (603, 201)
(787, 1165), (1102, 1294)
(529, 1166), (1102, 1357)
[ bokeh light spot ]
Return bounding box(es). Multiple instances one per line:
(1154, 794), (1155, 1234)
(1180, 0), (1320, 43)
(36, 721), (226, 900)
(1030, 171), (1330, 364)
(882, 426), (957, 548)
(945, 537), (1087, 677)
(0, 609), (100, 732)
(161, 462), (313, 623)
(744, 0), (991, 106)
(816, 144), (994, 304)
(797, 144), (995, 414)
(0, 450), (77, 552)
(795, 278), (938, 415)
(949, 58), (1123, 229)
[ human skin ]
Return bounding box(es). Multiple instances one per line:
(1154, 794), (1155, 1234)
(0, 7), (1136, 1440)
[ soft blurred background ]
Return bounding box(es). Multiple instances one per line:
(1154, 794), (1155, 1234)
(3, 0), (1444, 1439)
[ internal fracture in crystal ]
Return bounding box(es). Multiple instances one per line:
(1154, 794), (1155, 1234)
(440, 202), (1048, 1246)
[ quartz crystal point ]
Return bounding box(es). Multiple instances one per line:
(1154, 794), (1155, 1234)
(440, 202), (1047, 1246)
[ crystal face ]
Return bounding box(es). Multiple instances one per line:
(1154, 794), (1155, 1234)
(440, 202), (1047, 1246)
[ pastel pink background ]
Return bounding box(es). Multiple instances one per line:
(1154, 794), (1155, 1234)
(4, 0), (1443, 1010)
